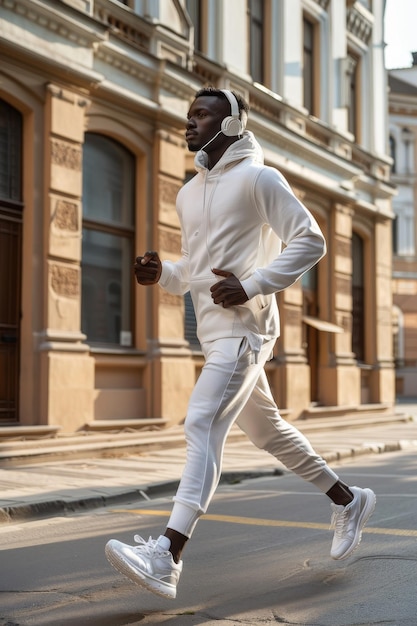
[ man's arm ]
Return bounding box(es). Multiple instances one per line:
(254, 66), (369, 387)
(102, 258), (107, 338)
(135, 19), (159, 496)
(240, 167), (326, 299)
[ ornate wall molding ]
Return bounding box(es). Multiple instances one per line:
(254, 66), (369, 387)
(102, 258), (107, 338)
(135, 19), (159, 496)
(54, 199), (79, 231)
(51, 139), (82, 171)
(0, 0), (103, 46)
(50, 264), (79, 297)
(47, 84), (89, 108)
(94, 47), (157, 85)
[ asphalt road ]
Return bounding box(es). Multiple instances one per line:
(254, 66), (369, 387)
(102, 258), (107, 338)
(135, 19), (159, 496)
(1, 449), (416, 626)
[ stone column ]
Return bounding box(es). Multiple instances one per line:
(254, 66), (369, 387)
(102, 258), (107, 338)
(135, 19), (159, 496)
(370, 217), (395, 403)
(38, 84), (94, 431)
(273, 283), (311, 419)
(319, 203), (360, 406)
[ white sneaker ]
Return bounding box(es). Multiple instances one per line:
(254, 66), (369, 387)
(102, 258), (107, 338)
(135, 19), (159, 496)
(105, 534), (182, 599)
(330, 486), (376, 560)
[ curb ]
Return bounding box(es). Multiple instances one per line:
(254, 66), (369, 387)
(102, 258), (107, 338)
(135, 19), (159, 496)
(3, 436), (417, 525)
(0, 470), (280, 525)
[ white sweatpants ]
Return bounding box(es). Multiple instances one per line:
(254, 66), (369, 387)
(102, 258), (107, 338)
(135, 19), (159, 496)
(167, 336), (339, 537)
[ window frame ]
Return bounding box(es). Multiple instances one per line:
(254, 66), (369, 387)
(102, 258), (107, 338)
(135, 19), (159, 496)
(81, 132), (136, 348)
(248, 0), (265, 84)
(352, 232), (365, 363)
(346, 50), (360, 139)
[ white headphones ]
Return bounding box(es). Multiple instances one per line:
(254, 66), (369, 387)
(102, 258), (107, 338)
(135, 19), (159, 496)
(220, 89), (245, 137)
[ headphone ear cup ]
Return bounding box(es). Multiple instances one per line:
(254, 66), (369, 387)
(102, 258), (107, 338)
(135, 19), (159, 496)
(221, 116), (243, 137)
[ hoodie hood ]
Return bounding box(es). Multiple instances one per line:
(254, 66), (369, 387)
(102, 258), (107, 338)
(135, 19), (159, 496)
(194, 130), (264, 172)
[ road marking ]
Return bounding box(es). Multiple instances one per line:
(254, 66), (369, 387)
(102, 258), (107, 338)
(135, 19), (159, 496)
(110, 508), (417, 537)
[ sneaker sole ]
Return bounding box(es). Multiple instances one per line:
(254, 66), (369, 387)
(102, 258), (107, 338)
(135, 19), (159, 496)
(105, 544), (176, 599)
(332, 488), (377, 560)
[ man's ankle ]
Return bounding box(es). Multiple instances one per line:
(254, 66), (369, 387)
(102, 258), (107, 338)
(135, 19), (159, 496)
(326, 481), (354, 506)
(164, 528), (188, 563)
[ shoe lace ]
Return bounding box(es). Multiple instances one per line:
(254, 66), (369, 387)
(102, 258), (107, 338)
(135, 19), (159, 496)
(133, 535), (169, 557)
(330, 507), (348, 537)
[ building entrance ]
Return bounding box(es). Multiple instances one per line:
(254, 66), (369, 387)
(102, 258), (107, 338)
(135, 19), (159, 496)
(0, 210), (22, 423)
(0, 99), (23, 423)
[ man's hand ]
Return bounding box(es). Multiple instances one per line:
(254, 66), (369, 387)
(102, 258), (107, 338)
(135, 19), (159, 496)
(210, 268), (249, 308)
(134, 251), (162, 285)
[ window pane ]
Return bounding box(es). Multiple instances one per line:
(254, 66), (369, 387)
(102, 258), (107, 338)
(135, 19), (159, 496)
(0, 99), (22, 202)
(184, 291), (200, 348)
(249, 0), (264, 83)
(301, 265), (317, 290)
(389, 135), (396, 173)
(83, 134), (134, 227)
(347, 54), (358, 136)
(82, 133), (135, 346)
(303, 18), (314, 113)
(352, 233), (364, 362)
(82, 229), (132, 345)
(186, 0), (202, 51)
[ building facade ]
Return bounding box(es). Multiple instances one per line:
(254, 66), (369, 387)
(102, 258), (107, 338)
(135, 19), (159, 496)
(0, 0), (395, 434)
(388, 55), (417, 398)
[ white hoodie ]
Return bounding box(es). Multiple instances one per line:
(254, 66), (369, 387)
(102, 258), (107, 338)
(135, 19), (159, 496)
(159, 131), (326, 354)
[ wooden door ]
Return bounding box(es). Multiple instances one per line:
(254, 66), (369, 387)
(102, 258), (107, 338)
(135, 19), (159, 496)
(0, 210), (22, 422)
(0, 99), (23, 423)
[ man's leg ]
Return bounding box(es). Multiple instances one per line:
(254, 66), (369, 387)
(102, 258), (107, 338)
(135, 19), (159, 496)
(236, 370), (376, 559)
(106, 337), (271, 597)
(236, 370), (339, 490)
(166, 337), (271, 544)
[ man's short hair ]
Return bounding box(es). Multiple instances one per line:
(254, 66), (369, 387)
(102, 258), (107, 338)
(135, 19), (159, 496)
(194, 87), (249, 124)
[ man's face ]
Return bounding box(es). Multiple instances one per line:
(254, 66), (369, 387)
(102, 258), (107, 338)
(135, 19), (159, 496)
(185, 95), (229, 152)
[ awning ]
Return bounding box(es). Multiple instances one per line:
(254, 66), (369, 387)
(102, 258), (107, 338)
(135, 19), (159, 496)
(302, 316), (344, 333)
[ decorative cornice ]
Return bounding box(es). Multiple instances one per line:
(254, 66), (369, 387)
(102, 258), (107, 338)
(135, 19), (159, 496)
(0, 0), (105, 46)
(95, 44), (156, 85)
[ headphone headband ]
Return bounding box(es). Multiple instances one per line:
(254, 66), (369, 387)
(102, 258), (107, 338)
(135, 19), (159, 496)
(220, 89), (240, 118)
(220, 89), (245, 137)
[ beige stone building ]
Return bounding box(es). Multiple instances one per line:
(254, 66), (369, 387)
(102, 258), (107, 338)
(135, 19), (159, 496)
(0, 0), (395, 435)
(388, 55), (417, 398)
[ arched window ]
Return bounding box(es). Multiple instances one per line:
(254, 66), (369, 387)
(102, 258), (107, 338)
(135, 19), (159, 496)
(352, 232), (365, 362)
(81, 133), (135, 345)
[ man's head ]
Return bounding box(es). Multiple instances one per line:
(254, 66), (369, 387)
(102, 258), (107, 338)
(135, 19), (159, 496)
(185, 88), (249, 160)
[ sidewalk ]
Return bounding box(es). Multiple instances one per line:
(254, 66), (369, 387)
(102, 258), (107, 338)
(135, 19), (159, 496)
(0, 403), (416, 525)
